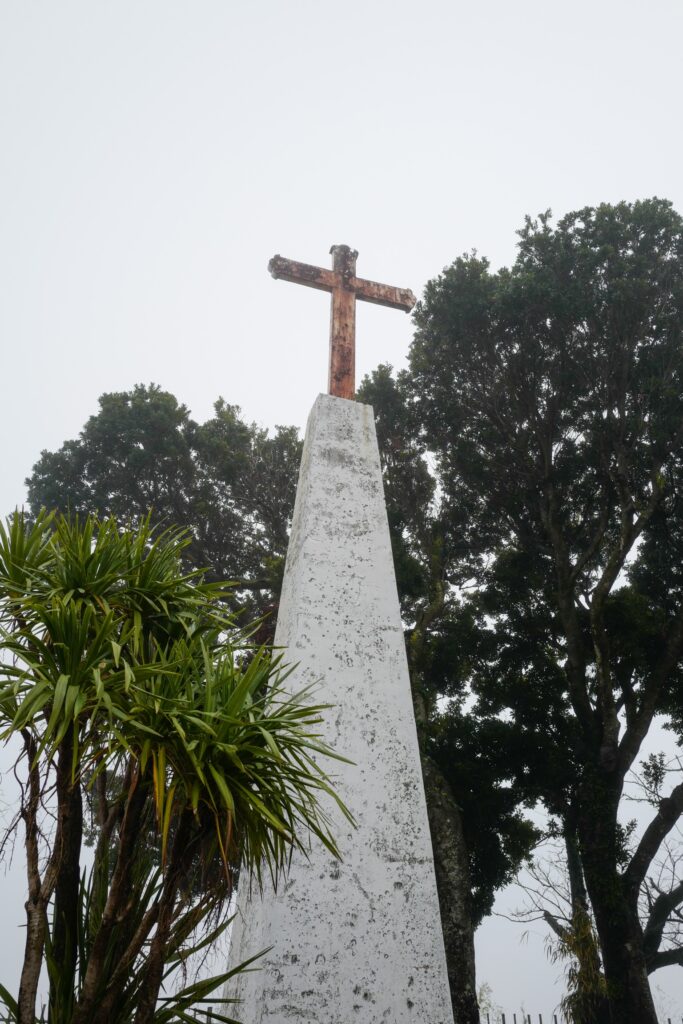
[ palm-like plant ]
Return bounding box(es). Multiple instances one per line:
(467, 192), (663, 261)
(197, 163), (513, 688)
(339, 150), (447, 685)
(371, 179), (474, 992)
(0, 513), (349, 1024)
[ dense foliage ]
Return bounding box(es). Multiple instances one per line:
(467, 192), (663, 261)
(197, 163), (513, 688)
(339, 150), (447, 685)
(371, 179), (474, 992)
(401, 198), (683, 1024)
(25, 378), (539, 1023)
(0, 514), (347, 1024)
(357, 365), (540, 921)
(27, 385), (301, 623)
(24, 197), (683, 1024)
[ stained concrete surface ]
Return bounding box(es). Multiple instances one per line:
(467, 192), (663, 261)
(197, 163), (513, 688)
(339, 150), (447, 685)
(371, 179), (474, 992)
(225, 395), (454, 1023)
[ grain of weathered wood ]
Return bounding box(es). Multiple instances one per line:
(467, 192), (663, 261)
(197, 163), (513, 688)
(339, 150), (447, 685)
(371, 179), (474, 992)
(268, 245), (416, 400)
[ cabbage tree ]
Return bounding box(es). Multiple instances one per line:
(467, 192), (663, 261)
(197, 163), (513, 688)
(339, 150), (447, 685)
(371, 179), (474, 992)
(0, 513), (348, 1024)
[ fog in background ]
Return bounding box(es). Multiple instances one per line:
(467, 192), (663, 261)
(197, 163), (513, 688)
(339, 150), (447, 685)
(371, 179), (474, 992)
(2, 1), (683, 1014)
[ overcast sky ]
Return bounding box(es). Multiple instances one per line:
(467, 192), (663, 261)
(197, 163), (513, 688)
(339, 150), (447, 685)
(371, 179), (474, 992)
(2, 0), (683, 1015)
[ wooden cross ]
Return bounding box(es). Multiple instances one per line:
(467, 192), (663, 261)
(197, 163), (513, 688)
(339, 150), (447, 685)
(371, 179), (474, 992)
(268, 245), (417, 400)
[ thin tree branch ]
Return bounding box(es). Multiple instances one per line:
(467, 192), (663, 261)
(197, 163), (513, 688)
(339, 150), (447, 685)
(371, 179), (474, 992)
(646, 947), (683, 973)
(618, 600), (683, 776)
(643, 878), (683, 959)
(624, 782), (683, 895)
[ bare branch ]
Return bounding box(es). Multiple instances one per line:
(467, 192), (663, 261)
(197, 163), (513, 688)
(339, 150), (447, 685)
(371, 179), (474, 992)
(619, 600), (683, 776)
(643, 878), (683, 959)
(17, 730), (47, 1024)
(646, 947), (683, 973)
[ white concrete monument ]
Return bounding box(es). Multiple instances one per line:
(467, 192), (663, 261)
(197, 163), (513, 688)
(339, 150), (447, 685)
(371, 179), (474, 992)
(225, 248), (454, 1023)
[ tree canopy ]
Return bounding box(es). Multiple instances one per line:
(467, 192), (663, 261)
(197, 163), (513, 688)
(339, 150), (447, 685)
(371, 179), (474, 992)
(396, 197), (683, 1024)
(27, 385), (301, 620)
(357, 365), (540, 923)
(23, 197), (683, 1024)
(26, 373), (544, 1022)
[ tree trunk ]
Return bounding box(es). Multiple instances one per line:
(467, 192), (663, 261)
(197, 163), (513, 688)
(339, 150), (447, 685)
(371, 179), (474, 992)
(18, 732), (47, 1024)
(422, 756), (480, 1024)
(406, 559), (478, 1024)
(18, 896), (48, 1024)
(134, 811), (195, 1024)
(49, 737), (83, 1018)
(578, 791), (658, 1024)
(72, 764), (149, 1024)
(590, 891), (656, 1024)
(563, 827), (611, 1024)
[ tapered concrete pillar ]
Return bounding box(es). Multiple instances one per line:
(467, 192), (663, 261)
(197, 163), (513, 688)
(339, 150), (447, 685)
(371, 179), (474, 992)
(226, 395), (454, 1023)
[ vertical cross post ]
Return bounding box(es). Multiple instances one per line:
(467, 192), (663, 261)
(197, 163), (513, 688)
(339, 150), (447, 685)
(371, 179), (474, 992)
(328, 245), (357, 399)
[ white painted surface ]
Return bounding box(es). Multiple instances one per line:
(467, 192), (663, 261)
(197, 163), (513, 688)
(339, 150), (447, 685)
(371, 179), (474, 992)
(225, 394), (454, 1023)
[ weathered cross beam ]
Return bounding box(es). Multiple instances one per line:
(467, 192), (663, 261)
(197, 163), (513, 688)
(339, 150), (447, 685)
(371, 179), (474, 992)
(268, 245), (416, 400)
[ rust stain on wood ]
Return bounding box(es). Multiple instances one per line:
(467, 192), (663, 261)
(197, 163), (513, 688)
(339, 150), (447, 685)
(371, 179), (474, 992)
(268, 245), (416, 400)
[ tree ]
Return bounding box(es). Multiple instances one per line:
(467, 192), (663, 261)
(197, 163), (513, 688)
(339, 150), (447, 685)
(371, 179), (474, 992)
(358, 366), (539, 1024)
(523, 757), (683, 1016)
(0, 512), (348, 1024)
(509, 830), (611, 1024)
(405, 198), (683, 1023)
(26, 385), (302, 624)
(25, 382), (539, 1024)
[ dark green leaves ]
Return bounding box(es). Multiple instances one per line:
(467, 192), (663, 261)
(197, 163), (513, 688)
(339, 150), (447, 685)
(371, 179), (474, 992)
(24, 385), (302, 624)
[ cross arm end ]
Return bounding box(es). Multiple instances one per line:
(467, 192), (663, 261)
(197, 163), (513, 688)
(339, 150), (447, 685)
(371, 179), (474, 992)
(268, 255), (337, 293)
(268, 255), (285, 279)
(353, 278), (418, 313)
(399, 288), (418, 312)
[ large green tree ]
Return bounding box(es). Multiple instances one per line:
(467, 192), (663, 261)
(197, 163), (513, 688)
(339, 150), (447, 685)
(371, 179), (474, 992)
(357, 366), (538, 1024)
(404, 198), (683, 1024)
(27, 385), (301, 625)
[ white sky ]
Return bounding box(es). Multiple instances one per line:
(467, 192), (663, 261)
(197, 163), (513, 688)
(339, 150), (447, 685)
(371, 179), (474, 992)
(2, 0), (683, 1015)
